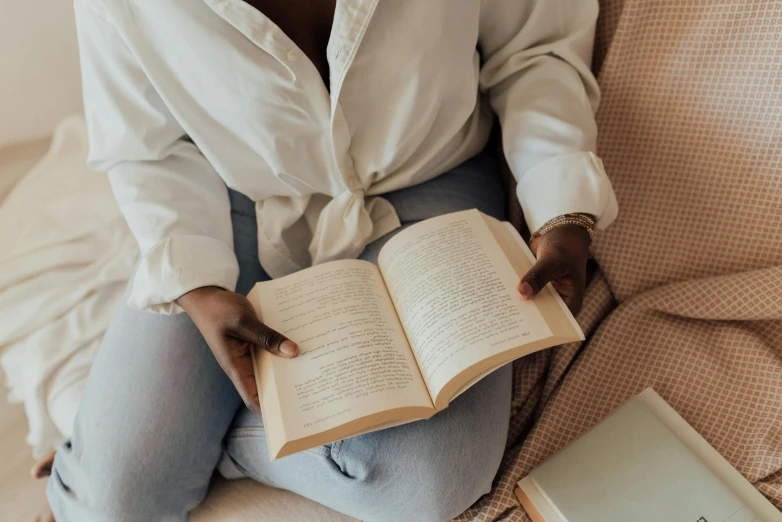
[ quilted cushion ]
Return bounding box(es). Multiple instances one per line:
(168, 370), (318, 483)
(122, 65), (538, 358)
(460, 1), (782, 520)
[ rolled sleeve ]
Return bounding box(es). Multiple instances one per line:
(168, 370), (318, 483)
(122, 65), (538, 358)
(75, 0), (237, 313)
(479, 0), (619, 233)
(129, 235), (239, 314)
(517, 151), (618, 232)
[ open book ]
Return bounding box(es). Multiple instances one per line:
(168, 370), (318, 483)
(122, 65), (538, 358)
(248, 209), (583, 460)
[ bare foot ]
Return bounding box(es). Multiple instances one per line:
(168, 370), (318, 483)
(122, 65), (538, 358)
(31, 449), (56, 479)
(31, 450), (57, 521)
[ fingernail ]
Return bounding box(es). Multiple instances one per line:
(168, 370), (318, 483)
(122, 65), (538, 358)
(280, 340), (298, 357)
(519, 283), (534, 300)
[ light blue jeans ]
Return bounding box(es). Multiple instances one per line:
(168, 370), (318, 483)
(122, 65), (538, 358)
(48, 153), (512, 522)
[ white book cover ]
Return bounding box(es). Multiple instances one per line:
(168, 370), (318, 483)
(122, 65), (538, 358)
(516, 388), (782, 522)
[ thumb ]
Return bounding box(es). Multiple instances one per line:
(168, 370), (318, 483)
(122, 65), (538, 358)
(518, 256), (566, 300)
(233, 311), (299, 358)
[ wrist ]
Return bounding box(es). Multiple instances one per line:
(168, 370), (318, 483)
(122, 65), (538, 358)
(531, 213), (595, 245)
(530, 223), (591, 257)
(556, 223), (592, 248)
(176, 286), (225, 313)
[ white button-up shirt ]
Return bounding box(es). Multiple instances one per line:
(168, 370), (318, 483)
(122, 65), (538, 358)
(74, 0), (618, 314)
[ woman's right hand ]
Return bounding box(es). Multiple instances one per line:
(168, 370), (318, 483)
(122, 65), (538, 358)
(177, 286), (298, 413)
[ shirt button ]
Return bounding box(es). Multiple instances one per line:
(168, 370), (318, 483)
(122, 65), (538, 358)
(347, 175), (361, 190)
(287, 49), (299, 62)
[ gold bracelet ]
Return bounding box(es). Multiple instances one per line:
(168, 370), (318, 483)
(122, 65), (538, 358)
(531, 213), (596, 244)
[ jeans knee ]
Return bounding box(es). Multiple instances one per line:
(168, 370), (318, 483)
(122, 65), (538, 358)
(48, 441), (203, 522)
(369, 451), (497, 522)
(414, 468), (494, 521)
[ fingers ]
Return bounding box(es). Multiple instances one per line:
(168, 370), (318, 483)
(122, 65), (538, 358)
(222, 308), (298, 413)
(519, 225), (591, 314)
(184, 289), (300, 413)
(518, 256), (568, 300)
(232, 311), (298, 358)
(518, 239), (587, 314)
(221, 346), (264, 414)
(30, 450), (56, 479)
(552, 278), (585, 316)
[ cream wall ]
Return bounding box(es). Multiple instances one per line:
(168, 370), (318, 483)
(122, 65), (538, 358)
(0, 1), (83, 147)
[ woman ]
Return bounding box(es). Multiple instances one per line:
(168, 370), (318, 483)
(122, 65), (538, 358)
(40, 1), (617, 520)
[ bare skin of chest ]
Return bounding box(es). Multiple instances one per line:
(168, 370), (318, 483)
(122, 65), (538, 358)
(242, 0), (336, 84)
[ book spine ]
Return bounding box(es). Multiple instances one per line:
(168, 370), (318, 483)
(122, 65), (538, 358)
(516, 476), (566, 522)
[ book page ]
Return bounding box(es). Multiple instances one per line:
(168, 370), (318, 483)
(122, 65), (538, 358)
(440, 220), (583, 406)
(252, 260), (433, 454)
(377, 209), (553, 405)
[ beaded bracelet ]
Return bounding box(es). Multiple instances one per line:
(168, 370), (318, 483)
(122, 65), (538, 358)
(531, 213), (596, 244)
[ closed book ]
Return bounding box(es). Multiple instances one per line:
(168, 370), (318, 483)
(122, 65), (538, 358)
(515, 388), (782, 522)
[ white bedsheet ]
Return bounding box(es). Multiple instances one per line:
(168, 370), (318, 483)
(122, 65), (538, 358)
(0, 116), (137, 457)
(0, 117), (358, 521)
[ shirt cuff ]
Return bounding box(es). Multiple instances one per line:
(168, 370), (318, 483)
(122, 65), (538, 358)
(516, 151), (619, 234)
(127, 235), (240, 314)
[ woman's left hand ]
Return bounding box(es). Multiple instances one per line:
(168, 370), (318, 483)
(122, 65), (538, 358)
(517, 224), (591, 315)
